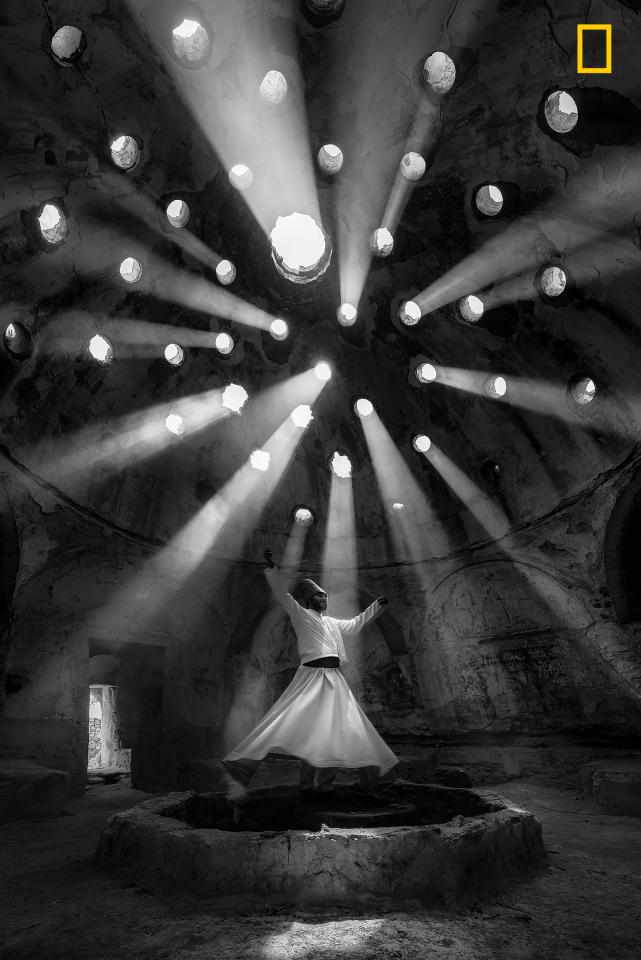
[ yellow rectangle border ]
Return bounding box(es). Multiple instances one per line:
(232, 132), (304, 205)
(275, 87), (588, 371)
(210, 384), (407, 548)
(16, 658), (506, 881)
(577, 24), (612, 74)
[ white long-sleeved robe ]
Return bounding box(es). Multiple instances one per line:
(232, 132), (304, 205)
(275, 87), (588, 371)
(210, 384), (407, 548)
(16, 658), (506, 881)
(263, 566), (383, 665)
(223, 568), (399, 785)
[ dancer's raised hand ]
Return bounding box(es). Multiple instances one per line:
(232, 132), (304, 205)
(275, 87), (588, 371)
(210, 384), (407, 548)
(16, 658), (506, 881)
(377, 596), (388, 607)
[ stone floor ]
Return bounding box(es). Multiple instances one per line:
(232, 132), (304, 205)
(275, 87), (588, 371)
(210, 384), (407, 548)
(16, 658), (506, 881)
(1, 776), (641, 960)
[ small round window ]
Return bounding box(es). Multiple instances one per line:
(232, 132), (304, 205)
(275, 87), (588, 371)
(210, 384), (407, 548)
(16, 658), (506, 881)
(544, 91), (578, 134)
(570, 375), (597, 406)
(4, 322), (34, 361)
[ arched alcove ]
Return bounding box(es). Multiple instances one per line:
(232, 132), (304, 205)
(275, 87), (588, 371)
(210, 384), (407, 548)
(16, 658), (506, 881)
(604, 471), (641, 622)
(0, 478), (20, 711)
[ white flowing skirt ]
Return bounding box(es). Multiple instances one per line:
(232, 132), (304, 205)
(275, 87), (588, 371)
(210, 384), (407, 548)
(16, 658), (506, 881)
(223, 664), (399, 786)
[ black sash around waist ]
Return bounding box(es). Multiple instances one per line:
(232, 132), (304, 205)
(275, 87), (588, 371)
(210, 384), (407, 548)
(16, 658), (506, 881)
(303, 656), (341, 669)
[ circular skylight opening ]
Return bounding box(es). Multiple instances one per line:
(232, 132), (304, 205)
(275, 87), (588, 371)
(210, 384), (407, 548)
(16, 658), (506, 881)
(119, 257), (142, 283)
(475, 185), (504, 217)
(314, 361), (332, 382)
(37, 203), (68, 244)
(51, 25), (86, 66)
(165, 414), (185, 436)
(412, 434), (432, 453)
(110, 135), (139, 170)
(172, 19), (210, 64)
(336, 302), (357, 326)
(259, 70), (287, 105)
(423, 51), (456, 94)
(416, 362), (437, 383)
(166, 199), (190, 228)
(317, 143), (343, 174)
(270, 212), (331, 283)
(222, 383), (248, 414)
(571, 375), (597, 405)
(164, 343), (184, 366)
(3, 322), (33, 361)
(400, 152), (426, 182)
(291, 404), (313, 428)
(216, 260), (236, 285)
(545, 91), (578, 133)
(229, 164), (254, 191)
(215, 332), (234, 355)
(88, 334), (113, 364)
(250, 449), (271, 471)
(269, 318), (289, 341)
(399, 300), (422, 325)
(370, 227), (394, 257)
(330, 452), (352, 478)
(540, 265), (567, 297)
(355, 398), (374, 418)
(486, 375), (508, 399)
(295, 507), (314, 525)
(306, 0), (345, 17)
(458, 295), (484, 323)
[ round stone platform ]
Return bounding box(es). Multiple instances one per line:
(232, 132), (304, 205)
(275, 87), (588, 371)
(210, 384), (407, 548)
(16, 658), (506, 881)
(95, 781), (545, 906)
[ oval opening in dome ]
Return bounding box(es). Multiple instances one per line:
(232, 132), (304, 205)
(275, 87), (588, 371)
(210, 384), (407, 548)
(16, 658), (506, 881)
(545, 90), (578, 134)
(51, 25), (86, 66)
(110, 135), (140, 170)
(475, 185), (503, 217)
(423, 51), (456, 94)
(4, 322), (34, 361)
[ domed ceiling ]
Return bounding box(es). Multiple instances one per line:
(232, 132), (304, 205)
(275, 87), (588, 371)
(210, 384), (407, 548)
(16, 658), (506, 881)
(2, 0), (641, 570)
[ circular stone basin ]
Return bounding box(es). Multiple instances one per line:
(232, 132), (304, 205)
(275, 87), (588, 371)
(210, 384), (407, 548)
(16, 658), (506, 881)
(96, 781), (545, 905)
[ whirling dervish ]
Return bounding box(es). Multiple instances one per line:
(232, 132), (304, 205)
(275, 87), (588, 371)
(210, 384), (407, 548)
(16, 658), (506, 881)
(223, 548), (399, 798)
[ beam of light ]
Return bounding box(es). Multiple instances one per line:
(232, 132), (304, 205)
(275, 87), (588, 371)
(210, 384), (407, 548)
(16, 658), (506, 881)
(415, 153), (641, 316)
(84, 409), (312, 652)
(333, 0), (495, 308)
(101, 176), (226, 274)
(221, 513), (313, 770)
(322, 470), (359, 624)
(124, 0), (321, 239)
(422, 442), (511, 543)
(380, 106), (441, 237)
(21, 385), (231, 496)
(39, 312), (249, 362)
(430, 363), (641, 439)
(359, 409), (453, 574)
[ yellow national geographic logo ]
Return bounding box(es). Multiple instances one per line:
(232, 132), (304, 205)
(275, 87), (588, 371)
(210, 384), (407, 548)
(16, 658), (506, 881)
(577, 24), (612, 74)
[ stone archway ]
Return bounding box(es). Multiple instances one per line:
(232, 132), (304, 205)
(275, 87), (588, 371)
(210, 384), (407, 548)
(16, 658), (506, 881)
(0, 477), (20, 713)
(604, 471), (641, 622)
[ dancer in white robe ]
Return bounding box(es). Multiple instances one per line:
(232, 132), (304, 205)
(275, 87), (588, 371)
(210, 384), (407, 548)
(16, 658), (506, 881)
(223, 549), (399, 795)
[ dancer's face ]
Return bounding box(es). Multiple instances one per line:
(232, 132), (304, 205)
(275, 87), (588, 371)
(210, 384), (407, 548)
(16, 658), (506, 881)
(307, 591), (328, 613)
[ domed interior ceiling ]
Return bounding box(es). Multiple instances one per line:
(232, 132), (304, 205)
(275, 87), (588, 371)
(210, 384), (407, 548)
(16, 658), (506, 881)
(2, 0), (641, 573)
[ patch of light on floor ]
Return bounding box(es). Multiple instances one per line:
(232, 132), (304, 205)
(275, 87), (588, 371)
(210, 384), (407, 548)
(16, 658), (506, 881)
(261, 919), (386, 958)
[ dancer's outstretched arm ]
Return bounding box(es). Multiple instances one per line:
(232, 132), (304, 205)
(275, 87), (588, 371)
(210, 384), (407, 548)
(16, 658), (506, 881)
(262, 548), (304, 618)
(334, 596), (388, 637)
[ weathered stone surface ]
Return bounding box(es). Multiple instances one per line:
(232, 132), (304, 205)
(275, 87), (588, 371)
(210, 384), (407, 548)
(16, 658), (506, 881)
(581, 761), (641, 817)
(95, 785), (545, 906)
(0, 759), (70, 823)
